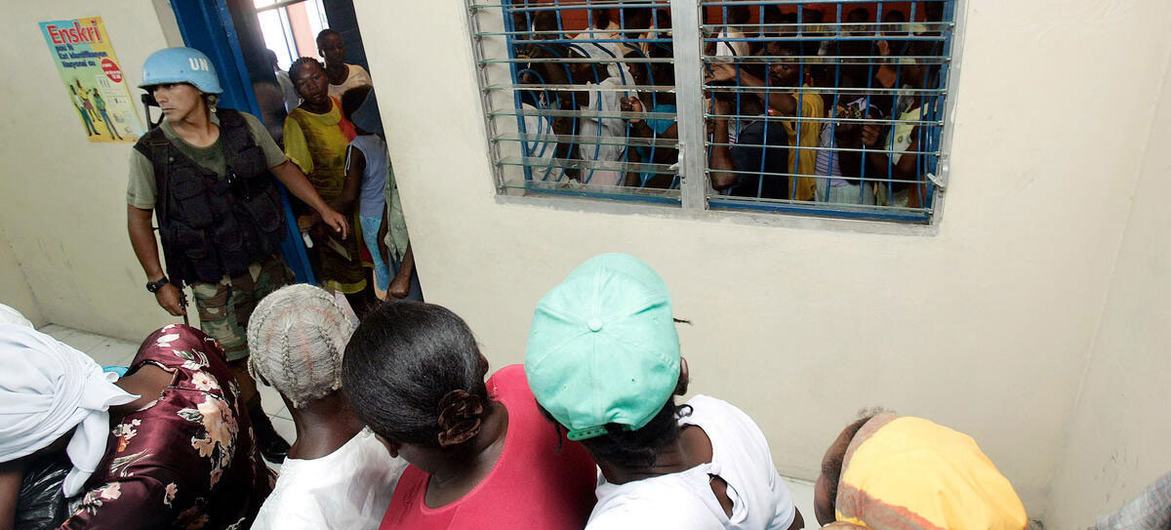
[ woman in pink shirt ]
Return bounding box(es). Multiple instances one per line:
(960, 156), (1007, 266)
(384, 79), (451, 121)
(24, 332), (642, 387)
(341, 302), (597, 529)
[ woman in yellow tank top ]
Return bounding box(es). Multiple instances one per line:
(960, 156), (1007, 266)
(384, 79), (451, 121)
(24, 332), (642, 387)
(284, 58), (370, 304)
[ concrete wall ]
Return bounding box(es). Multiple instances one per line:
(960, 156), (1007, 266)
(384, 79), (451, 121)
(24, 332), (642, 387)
(0, 1), (179, 340)
(0, 227), (44, 327)
(1044, 41), (1171, 529)
(350, 0), (1171, 519)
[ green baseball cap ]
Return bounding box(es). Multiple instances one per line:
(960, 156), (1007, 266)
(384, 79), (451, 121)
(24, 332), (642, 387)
(525, 253), (681, 441)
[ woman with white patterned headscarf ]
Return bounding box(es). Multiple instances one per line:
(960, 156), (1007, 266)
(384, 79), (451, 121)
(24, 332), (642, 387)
(0, 314), (137, 529)
(1, 312), (274, 527)
(0, 322), (137, 494)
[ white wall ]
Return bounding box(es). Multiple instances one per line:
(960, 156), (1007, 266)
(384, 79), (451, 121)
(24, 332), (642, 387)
(1044, 44), (1171, 529)
(0, 1), (179, 340)
(0, 227), (44, 327)
(351, 0), (1171, 519)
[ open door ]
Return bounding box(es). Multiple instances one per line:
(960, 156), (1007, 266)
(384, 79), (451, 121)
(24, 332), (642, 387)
(168, 0), (316, 284)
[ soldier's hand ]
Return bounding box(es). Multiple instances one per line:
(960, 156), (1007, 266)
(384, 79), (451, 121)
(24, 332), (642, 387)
(155, 283), (186, 317)
(319, 207), (350, 239)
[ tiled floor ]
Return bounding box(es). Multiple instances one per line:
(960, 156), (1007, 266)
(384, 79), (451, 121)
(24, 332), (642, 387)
(785, 477), (817, 526)
(41, 324), (141, 367)
(42, 325), (817, 521)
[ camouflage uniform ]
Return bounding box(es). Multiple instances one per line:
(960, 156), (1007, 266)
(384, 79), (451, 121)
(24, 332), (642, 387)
(191, 255), (292, 362)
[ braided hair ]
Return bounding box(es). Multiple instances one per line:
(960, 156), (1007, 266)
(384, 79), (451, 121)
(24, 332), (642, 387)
(246, 284), (356, 409)
(288, 57), (325, 83)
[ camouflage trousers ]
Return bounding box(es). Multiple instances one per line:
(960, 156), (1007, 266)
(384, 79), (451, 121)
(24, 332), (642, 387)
(191, 255), (292, 362)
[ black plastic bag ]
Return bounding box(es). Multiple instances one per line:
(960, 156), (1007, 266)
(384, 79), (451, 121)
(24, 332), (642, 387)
(14, 453), (70, 530)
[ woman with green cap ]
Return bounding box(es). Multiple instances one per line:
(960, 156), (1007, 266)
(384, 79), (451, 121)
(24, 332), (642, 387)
(525, 253), (804, 530)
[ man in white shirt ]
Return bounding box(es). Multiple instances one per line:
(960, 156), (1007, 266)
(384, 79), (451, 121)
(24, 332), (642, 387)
(571, 7), (635, 86)
(266, 49), (300, 113)
(567, 46), (632, 187)
(521, 100), (565, 183)
(713, 6), (752, 58)
(247, 285), (406, 530)
(525, 253), (805, 530)
(317, 29), (373, 100)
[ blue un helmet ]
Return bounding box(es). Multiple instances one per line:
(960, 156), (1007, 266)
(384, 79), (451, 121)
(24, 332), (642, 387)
(139, 47), (223, 94)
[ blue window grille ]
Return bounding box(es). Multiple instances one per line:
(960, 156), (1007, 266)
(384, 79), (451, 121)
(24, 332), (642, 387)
(466, 0), (959, 224)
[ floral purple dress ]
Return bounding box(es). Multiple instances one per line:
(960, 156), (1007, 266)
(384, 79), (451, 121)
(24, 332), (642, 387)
(59, 324), (274, 529)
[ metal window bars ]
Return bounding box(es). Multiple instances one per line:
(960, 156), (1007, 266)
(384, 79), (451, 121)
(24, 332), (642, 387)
(466, 0), (958, 223)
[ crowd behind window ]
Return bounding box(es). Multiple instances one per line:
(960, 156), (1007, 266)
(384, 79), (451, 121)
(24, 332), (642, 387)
(490, 1), (954, 222)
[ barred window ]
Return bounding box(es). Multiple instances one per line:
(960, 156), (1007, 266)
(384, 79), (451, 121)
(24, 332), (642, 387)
(467, 0), (958, 223)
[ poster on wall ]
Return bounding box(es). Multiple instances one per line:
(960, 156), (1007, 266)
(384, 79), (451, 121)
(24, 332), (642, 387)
(39, 17), (145, 143)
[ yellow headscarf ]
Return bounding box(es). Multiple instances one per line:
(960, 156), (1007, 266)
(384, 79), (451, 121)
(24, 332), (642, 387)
(835, 415), (1028, 530)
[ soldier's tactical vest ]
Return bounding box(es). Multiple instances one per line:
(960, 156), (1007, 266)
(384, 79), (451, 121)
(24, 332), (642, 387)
(134, 109), (285, 286)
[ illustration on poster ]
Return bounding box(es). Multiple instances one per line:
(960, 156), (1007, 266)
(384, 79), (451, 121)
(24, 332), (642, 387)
(39, 16), (144, 143)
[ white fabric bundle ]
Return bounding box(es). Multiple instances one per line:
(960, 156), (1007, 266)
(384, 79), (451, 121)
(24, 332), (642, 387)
(247, 284), (357, 409)
(0, 303), (33, 328)
(0, 324), (137, 496)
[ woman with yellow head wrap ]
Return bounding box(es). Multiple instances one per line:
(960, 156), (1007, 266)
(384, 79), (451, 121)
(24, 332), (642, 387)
(814, 413), (1028, 530)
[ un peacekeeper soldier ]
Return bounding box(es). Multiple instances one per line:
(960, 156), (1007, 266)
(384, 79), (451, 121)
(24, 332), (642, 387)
(126, 47), (350, 463)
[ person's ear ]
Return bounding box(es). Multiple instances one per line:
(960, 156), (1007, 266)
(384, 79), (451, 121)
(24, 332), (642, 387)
(478, 353), (490, 376)
(675, 357), (690, 396)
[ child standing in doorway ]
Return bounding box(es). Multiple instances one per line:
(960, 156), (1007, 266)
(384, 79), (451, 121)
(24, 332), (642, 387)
(340, 86), (419, 301)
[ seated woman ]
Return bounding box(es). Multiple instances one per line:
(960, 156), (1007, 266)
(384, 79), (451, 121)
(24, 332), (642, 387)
(814, 412), (1028, 529)
(0, 320), (272, 529)
(247, 284), (406, 529)
(341, 302), (598, 530)
(284, 57), (373, 313)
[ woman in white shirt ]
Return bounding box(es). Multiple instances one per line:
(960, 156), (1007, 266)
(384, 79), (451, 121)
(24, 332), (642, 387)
(525, 254), (805, 530)
(247, 284), (406, 530)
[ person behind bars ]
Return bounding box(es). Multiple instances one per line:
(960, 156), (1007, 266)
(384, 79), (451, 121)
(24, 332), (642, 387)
(566, 44), (633, 187)
(707, 41), (826, 202)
